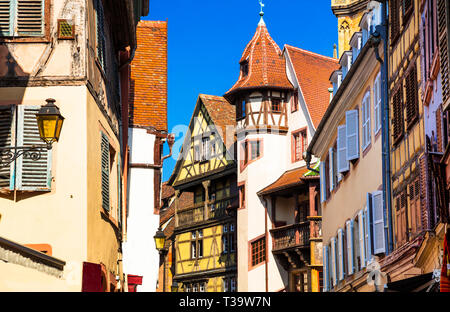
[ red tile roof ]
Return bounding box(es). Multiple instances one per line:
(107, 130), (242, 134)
(199, 94), (236, 150)
(129, 20), (168, 131)
(257, 166), (311, 196)
(285, 45), (340, 128)
(225, 19), (293, 98)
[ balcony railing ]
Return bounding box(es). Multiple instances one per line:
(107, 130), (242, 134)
(270, 222), (310, 252)
(176, 196), (237, 228)
(308, 216), (322, 240)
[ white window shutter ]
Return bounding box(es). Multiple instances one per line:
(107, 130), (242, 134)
(320, 161), (326, 203)
(337, 125), (349, 173)
(346, 110), (360, 161)
(0, 105), (14, 190)
(358, 210), (366, 268)
(338, 229), (345, 281)
(374, 72), (381, 133)
(16, 105), (52, 191)
(329, 148), (335, 192)
(331, 237), (337, 287)
(346, 220), (354, 275)
(323, 245), (330, 292)
(362, 93), (371, 149)
(372, 190), (386, 254)
(364, 193), (373, 262)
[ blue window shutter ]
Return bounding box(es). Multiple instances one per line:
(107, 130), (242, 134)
(358, 210), (366, 268)
(329, 148), (335, 192)
(331, 237), (337, 287)
(16, 105), (52, 191)
(337, 125), (349, 173)
(323, 245), (330, 292)
(0, 0), (12, 36)
(320, 161), (326, 203)
(346, 110), (360, 161)
(365, 193), (373, 262)
(346, 220), (355, 275)
(16, 0), (44, 36)
(0, 105), (14, 189)
(372, 190), (386, 254)
(338, 228), (345, 281)
(101, 132), (110, 212)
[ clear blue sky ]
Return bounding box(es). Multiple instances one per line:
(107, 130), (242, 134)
(143, 0), (338, 182)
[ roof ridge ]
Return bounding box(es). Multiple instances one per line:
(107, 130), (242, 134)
(285, 44), (338, 63)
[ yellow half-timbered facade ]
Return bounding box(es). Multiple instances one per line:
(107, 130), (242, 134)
(168, 94), (238, 292)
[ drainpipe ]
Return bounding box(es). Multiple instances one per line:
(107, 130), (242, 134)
(372, 0), (394, 254)
(303, 151), (320, 174)
(263, 198), (269, 292)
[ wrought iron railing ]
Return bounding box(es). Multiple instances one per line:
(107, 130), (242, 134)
(270, 222), (310, 251)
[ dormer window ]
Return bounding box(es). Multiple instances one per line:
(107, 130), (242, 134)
(237, 98), (246, 120)
(241, 61), (249, 77)
(350, 32), (362, 63)
(330, 70), (343, 96)
(339, 51), (353, 79)
(359, 12), (372, 46)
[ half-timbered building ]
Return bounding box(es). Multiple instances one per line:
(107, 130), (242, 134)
(224, 11), (339, 292)
(167, 94), (238, 292)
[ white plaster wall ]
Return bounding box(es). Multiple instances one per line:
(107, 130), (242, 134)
(122, 128), (160, 292)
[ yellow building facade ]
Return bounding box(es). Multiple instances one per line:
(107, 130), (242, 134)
(168, 94), (238, 292)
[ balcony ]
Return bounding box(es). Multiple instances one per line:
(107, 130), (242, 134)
(176, 196), (237, 228)
(270, 222), (310, 252)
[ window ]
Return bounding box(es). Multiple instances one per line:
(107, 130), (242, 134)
(403, 0), (414, 24)
(390, 0), (400, 43)
(409, 177), (422, 236)
(223, 277), (237, 292)
(392, 87), (404, 144)
(230, 277), (237, 292)
(101, 132), (111, 211)
(362, 91), (371, 150)
(250, 140), (261, 160)
(374, 73), (382, 133)
(0, 105), (52, 191)
(243, 141), (249, 165)
(0, 0), (45, 37)
(201, 137), (209, 162)
(222, 223), (236, 254)
(237, 99), (246, 119)
(239, 184), (245, 209)
(291, 90), (299, 112)
(251, 236), (266, 267)
(194, 186), (205, 204)
(271, 99), (281, 113)
(346, 109), (360, 161)
(241, 61), (249, 77)
(95, 0), (106, 70)
(405, 65), (419, 129)
(292, 129), (307, 162)
(191, 230), (203, 259)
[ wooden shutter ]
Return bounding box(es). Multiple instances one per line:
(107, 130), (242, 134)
(346, 220), (354, 275)
(362, 92), (371, 149)
(409, 178), (422, 235)
(101, 132), (110, 212)
(364, 193), (373, 262)
(17, 0), (44, 36)
(329, 148), (336, 192)
(323, 245), (330, 292)
(374, 73), (382, 133)
(117, 157), (122, 226)
(390, 0), (400, 43)
(337, 125), (349, 173)
(395, 191), (408, 247)
(0, 0), (11, 36)
(16, 105), (51, 191)
(95, 0), (106, 70)
(331, 237), (337, 287)
(392, 87), (404, 144)
(338, 228), (345, 281)
(320, 161), (326, 203)
(0, 105), (14, 189)
(372, 190), (386, 254)
(346, 110), (360, 161)
(438, 0), (450, 109)
(405, 65), (419, 128)
(358, 210), (366, 268)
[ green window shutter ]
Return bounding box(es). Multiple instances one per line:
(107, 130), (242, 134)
(0, 0), (12, 36)
(16, 0), (44, 36)
(101, 132), (110, 212)
(0, 105), (14, 189)
(16, 105), (52, 191)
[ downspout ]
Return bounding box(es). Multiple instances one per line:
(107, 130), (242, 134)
(373, 0), (394, 254)
(303, 151), (320, 174)
(264, 198), (269, 292)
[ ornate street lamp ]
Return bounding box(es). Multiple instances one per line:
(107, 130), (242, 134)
(0, 98), (64, 168)
(154, 227), (166, 252)
(171, 281), (179, 292)
(36, 98), (65, 149)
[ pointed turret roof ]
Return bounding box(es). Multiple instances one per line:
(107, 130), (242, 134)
(225, 18), (293, 99)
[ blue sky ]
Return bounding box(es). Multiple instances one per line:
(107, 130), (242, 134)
(143, 0), (338, 181)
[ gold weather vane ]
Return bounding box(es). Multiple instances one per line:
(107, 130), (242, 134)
(259, 0), (265, 16)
